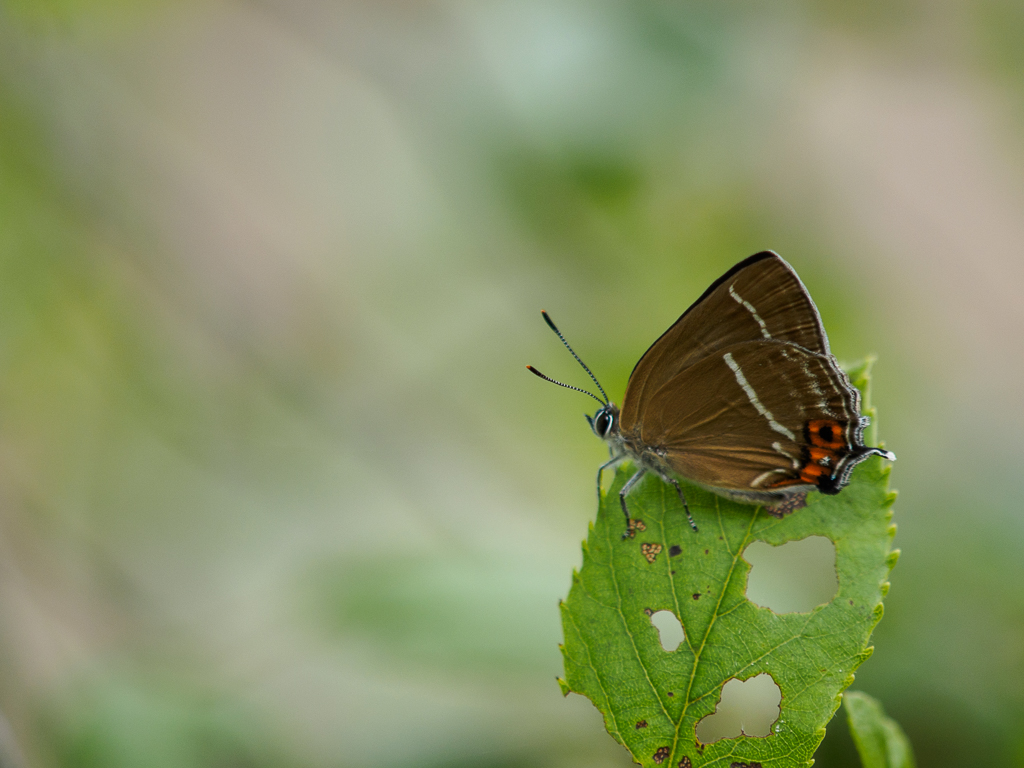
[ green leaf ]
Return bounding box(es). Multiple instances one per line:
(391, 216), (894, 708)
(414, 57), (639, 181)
(843, 691), (916, 768)
(558, 362), (897, 768)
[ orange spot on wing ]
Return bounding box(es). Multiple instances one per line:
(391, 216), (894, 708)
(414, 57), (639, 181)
(807, 419), (847, 450)
(799, 463), (828, 483)
(808, 446), (832, 464)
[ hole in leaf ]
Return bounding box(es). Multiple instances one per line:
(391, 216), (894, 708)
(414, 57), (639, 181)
(744, 536), (838, 613)
(695, 674), (781, 743)
(649, 610), (684, 651)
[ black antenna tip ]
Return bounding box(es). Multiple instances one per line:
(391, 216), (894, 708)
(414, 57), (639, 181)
(541, 310), (559, 333)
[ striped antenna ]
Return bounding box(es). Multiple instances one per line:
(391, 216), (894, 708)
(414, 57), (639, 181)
(539, 311), (609, 405)
(527, 366), (606, 407)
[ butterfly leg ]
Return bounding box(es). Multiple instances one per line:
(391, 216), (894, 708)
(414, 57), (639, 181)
(665, 477), (698, 533)
(619, 468), (647, 540)
(596, 456), (624, 503)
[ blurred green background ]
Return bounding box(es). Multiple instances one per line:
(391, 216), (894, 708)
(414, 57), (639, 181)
(0, 1), (1021, 766)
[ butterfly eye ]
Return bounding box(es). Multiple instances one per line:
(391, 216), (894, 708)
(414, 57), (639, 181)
(594, 410), (614, 438)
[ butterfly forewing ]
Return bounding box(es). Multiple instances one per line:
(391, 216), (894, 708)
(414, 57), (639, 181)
(620, 251), (830, 431)
(632, 340), (864, 495)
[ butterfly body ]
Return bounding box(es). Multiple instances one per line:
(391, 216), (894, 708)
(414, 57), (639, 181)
(531, 251), (895, 535)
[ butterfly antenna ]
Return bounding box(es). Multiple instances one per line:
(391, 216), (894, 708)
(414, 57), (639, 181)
(527, 366), (606, 408)
(540, 311), (609, 405)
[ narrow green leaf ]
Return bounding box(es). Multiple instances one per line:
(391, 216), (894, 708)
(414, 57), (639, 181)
(559, 363), (897, 768)
(843, 691), (916, 768)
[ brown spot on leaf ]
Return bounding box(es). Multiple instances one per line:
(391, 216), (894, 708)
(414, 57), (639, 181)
(653, 747), (670, 764)
(704, 549), (709, 554)
(678, 759), (692, 768)
(627, 519), (646, 538)
(730, 763), (762, 768)
(849, 599), (854, 605)
(692, 593), (700, 600)
(669, 545), (681, 556)
(667, 691), (674, 696)
(644, 608), (653, 616)
(641, 543), (663, 563)
(765, 492), (807, 518)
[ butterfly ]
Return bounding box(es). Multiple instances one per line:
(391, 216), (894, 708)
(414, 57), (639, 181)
(528, 251), (895, 536)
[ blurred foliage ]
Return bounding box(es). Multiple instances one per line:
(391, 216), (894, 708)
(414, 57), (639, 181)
(843, 691), (916, 768)
(310, 552), (564, 674)
(973, 0), (1024, 107)
(1, 0), (161, 31)
(0, 1), (1021, 767)
(39, 674), (294, 768)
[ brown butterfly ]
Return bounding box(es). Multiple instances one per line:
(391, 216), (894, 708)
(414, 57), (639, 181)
(528, 251), (895, 535)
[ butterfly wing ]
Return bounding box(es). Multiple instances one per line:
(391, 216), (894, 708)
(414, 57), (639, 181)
(634, 340), (877, 497)
(620, 251), (830, 431)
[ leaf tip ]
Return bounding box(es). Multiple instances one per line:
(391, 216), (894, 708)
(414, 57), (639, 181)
(872, 602), (885, 621)
(886, 549), (901, 569)
(880, 581), (891, 596)
(557, 677), (571, 697)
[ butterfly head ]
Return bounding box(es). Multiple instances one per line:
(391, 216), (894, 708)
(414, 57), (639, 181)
(586, 403), (620, 442)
